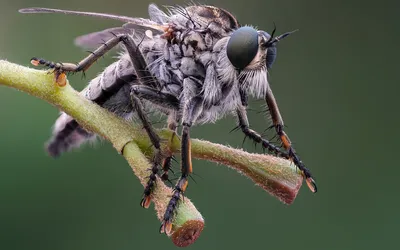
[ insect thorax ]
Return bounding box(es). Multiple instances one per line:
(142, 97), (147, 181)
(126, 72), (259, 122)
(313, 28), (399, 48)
(136, 6), (243, 124)
(84, 5), (266, 124)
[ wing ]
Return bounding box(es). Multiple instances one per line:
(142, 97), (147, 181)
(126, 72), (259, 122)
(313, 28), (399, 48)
(75, 24), (167, 50)
(74, 27), (132, 49)
(148, 3), (169, 24)
(19, 7), (168, 49)
(19, 7), (165, 29)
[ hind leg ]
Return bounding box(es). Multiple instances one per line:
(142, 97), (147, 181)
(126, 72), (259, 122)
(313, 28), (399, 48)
(131, 85), (181, 182)
(129, 93), (163, 208)
(31, 33), (160, 90)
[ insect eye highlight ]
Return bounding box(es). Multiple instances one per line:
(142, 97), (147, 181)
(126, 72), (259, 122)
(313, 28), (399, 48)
(227, 26), (259, 70)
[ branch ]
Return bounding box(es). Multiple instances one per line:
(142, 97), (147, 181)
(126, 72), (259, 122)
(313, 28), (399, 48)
(0, 60), (303, 247)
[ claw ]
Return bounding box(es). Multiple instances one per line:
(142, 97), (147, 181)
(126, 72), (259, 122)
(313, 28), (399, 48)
(30, 58), (40, 66)
(140, 195), (152, 208)
(306, 177), (317, 193)
(160, 221), (173, 235)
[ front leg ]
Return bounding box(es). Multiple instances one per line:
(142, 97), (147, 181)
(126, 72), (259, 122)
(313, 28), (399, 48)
(236, 105), (317, 192)
(264, 88), (317, 192)
(236, 89), (316, 192)
(236, 105), (288, 159)
(160, 95), (203, 235)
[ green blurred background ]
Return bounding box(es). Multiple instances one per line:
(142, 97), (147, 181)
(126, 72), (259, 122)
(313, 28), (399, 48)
(0, 0), (399, 249)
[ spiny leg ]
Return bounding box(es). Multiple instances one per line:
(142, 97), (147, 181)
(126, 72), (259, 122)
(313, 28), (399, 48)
(30, 33), (160, 89)
(160, 96), (203, 235)
(160, 125), (191, 234)
(236, 99), (317, 192)
(236, 105), (288, 158)
(31, 34), (125, 73)
(120, 36), (166, 208)
(264, 88), (317, 192)
(131, 85), (181, 182)
(130, 93), (163, 208)
(236, 89), (288, 156)
(130, 86), (186, 208)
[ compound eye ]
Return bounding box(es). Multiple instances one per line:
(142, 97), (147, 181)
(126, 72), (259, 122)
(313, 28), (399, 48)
(227, 27), (259, 70)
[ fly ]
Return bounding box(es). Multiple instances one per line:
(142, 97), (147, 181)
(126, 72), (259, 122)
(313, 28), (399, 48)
(19, 3), (317, 235)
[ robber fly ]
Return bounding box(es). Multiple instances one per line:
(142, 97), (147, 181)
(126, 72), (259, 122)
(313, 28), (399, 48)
(19, 3), (317, 234)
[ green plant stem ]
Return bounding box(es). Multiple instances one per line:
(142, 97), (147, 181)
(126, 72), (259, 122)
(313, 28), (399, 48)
(0, 60), (304, 246)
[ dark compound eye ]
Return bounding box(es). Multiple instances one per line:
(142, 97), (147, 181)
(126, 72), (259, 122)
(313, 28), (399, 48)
(266, 46), (277, 69)
(227, 26), (259, 70)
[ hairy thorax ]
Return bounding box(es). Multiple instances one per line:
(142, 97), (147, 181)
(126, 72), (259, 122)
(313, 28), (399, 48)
(139, 8), (241, 124)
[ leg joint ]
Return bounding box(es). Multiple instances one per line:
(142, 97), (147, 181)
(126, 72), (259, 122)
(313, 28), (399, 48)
(182, 122), (192, 128)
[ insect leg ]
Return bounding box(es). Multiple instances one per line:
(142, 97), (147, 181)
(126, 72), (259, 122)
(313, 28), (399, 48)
(130, 93), (163, 208)
(131, 85), (180, 110)
(160, 96), (203, 235)
(118, 32), (185, 207)
(31, 34), (161, 89)
(92, 35), (165, 208)
(131, 85), (181, 182)
(31, 34), (125, 73)
(265, 88), (317, 192)
(236, 104), (288, 158)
